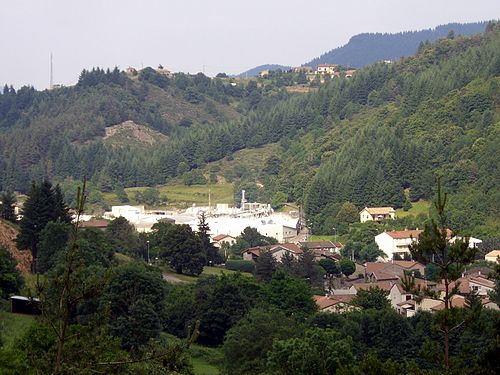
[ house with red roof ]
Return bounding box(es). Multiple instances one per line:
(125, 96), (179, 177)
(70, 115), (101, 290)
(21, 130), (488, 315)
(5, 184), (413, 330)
(242, 243), (302, 263)
(212, 234), (237, 248)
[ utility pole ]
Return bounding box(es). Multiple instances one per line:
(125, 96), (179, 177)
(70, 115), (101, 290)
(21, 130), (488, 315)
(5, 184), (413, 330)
(50, 52), (53, 89)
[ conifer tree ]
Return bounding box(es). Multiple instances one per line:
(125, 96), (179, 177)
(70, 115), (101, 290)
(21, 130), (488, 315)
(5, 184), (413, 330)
(0, 191), (17, 222)
(409, 180), (476, 371)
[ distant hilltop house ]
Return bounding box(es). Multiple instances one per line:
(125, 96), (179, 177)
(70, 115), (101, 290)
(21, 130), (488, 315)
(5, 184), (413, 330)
(156, 66), (172, 77)
(293, 66), (313, 73)
(359, 207), (396, 223)
(259, 69), (270, 78)
(316, 64), (338, 75)
(126, 67), (137, 76)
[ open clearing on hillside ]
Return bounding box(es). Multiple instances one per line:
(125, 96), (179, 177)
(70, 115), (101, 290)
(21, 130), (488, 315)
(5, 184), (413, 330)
(102, 183), (234, 208)
(0, 311), (34, 348)
(396, 199), (431, 218)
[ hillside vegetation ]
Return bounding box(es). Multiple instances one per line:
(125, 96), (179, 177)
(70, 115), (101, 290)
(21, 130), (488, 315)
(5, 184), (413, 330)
(305, 21), (487, 68)
(1, 23), (499, 239)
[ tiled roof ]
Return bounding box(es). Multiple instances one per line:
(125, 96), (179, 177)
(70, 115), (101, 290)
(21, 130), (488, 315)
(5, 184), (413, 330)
(351, 281), (394, 292)
(363, 207), (395, 215)
(485, 250), (500, 258)
(213, 234), (234, 241)
(79, 220), (108, 228)
(314, 295), (356, 310)
(299, 241), (341, 249)
(385, 230), (422, 239)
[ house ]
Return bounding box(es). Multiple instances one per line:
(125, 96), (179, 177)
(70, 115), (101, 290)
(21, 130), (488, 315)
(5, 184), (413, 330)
(316, 64), (338, 75)
(436, 275), (495, 297)
(374, 230), (422, 259)
(78, 220), (109, 231)
(293, 66), (313, 73)
(242, 243), (303, 263)
(359, 207), (396, 223)
(156, 67), (172, 77)
(374, 229), (455, 260)
(365, 261), (426, 282)
(344, 69), (356, 78)
(298, 240), (343, 253)
(485, 250), (500, 263)
(313, 249), (341, 262)
(349, 281), (394, 294)
(212, 234), (237, 248)
(314, 295), (357, 313)
(259, 70), (270, 78)
(126, 67), (137, 75)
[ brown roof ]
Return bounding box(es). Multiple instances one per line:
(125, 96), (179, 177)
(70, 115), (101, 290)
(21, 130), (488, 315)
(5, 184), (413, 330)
(243, 243), (303, 257)
(385, 230), (422, 239)
(213, 234), (234, 241)
(79, 220), (108, 228)
(278, 243), (303, 254)
(363, 207), (395, 215)
(299, 241), (341, 249)
(159, 217), (175, 223)
(469, 276), (495, 289)
(391, 260), (422, 269)
(431, 295), (466, 311)
(485, 250), (500, 258)
(314, 295), (356, 310)
(351, 281), (394, 292)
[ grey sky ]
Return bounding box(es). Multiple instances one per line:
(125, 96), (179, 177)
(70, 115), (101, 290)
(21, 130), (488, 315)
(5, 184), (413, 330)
(1, 0), (499, 89)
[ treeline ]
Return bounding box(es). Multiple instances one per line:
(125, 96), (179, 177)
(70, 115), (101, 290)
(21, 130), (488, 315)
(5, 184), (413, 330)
(270, 24), (500, 236)
(305, 21), (488, 68)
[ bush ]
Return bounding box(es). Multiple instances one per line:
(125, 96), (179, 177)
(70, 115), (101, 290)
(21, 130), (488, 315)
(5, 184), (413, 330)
(225, 260), (255, 273)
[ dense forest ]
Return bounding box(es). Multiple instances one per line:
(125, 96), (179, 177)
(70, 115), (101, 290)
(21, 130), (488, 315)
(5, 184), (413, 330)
(305, 21), (488, 68)
(0, 23), (499, 239)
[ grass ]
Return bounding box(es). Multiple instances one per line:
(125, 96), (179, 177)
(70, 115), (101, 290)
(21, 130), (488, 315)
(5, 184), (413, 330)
(162, 266), (252, 284)
(160, 332), (222, 374)
(102, 183), (234, 209)
(192, 357), (220, 375)
(396, 199), (431, 218)
(0, 310), (35, 348)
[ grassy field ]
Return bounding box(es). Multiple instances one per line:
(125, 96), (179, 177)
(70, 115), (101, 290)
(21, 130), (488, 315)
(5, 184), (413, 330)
(396, 199), (431, 218)
(0, 311), (35, 348)
(162, 266), (252, 284)
(102, 183), (234, 209)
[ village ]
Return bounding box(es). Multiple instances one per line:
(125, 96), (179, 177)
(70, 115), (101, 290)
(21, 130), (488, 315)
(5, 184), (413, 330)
(72, 193), (500, 318)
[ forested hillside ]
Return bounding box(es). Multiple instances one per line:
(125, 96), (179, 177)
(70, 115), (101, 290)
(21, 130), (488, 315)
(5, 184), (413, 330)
(0, 23), (499, 238)
(305, 21), (488, 68)
(270, 23), (500, 237)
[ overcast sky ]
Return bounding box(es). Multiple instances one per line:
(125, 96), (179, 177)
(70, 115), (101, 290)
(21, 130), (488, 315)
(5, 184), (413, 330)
(1, 0), (499, 89)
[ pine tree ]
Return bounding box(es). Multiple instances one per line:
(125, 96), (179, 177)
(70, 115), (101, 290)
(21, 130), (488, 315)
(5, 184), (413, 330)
(0, 191), (17, 222)
(16, 180), (71, 272)
(409, 180), (476, 371)
(197, 212), (221, 265)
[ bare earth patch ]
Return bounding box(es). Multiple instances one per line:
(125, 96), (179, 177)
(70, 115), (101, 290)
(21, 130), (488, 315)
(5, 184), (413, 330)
(103, 120), (168, 147)
(0, 221), (32, 273)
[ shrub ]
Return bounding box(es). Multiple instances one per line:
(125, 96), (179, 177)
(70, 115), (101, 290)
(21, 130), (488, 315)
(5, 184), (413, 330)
(225, 260), (255, 273)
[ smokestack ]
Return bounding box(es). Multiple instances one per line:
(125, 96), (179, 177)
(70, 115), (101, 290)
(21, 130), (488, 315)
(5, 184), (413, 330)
(241, 190), (246, 207)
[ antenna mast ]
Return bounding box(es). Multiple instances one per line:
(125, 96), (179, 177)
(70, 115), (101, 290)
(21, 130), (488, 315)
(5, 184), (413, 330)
(50, 52), (53, 89)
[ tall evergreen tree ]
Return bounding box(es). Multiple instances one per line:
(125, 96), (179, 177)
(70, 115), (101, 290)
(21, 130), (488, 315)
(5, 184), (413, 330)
(197, 212), (221, 265)
(16, 180), (71, 272)
(0, 191), (17, 222)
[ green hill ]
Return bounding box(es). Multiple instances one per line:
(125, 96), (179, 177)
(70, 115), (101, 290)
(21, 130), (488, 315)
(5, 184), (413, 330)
(1, 23), (499, 238)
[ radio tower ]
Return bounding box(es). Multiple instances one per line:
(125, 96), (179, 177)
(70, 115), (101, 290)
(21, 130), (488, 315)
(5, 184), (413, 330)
(50, 52), (54, 89)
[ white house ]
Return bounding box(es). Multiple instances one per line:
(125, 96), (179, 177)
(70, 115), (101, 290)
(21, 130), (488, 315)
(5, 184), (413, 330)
(359, 207), (396, 223)
(485, 250), (500, 263)
(316, 64), (338, 75)
(212, 234), (237, 248)
(374, 230), (422, 259)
